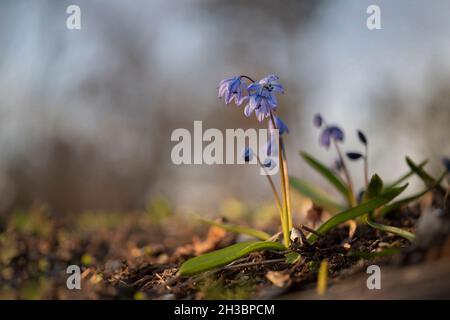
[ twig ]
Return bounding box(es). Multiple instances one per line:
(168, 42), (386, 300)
(299, 224), (321, 237)
(222, 258), (286, 270)
(155, 273), (173, 290)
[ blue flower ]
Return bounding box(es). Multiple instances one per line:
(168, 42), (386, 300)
(268, 116), (289, 135)
(330, 126), (344, 141)
(262, 158), (276, 170)
(313, 114), (323, 128)
(266, 117), (288, 156)
(255, 74), (285, 94)
(242, 147), (254, 162)
(218, 76), (248, 106)
(320, 126), (344, 148)
(244, 74), (284, 121)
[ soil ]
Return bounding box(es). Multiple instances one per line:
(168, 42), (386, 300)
(1, 189), (449, 299)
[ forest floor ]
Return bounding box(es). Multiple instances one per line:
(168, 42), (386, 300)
(1, 191), (450, 300)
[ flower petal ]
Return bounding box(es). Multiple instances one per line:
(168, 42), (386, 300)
(320, 128), (332, 148)
(248, 83), (262, 93)
(267, 93), (278, 107)
(271, 83), (285, 93)
(329, 126), (344, 142)
(269, 117), (289, 135)
(244, 103), (253, 117)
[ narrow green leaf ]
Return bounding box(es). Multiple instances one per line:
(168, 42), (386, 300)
(300, 151), (351, 204)
(379, 170), (447, 217)
(385, 159), (428, 189)
(364, 174), (384, 201)
(289, 176), (347, 213)
(406, 157), (435, 187)
(378, 190), (428, 218)
(178, 241), (286, 276)
(364, 174), (384, 219)
(366, 219), (416, 242)
(196, 216), (271, 241)
(308, 184), (408, 243)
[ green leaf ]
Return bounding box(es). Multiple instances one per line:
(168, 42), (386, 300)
(385, 159), (428, 189)
(178, 241), (286, 276)
(300, 151), (351, 204)
(196, 216), (271, 241)
(285, 252), (301, 264)
(378, 170), (447, 217)
(308, 184), (408, 243)
(364, 174), (384, 219)
(364, 174), (384, 201)
(366, 219), (416, 242)
(406, 157), (436, 187)
(378, 190), (428, 218)
(289, 176), (347, 213)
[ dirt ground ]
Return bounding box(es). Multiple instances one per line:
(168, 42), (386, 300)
(1, 189), (450, 300)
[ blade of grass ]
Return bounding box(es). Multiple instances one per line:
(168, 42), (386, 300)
(379, 170), (447, 217)
(196, 216), (271, 241)
(364, 174), (384, 220)
(308, 184), (408, 243)
(300, 151), (351, 205)
(406, 157), (435, 187)
(385, 159), (428, 189)
(364, 174), (383, 201)
(378, 190), (429, 218)
(366, 219), (416, 242)
(289, 176), (347, 213)
(178, 241), (286, 276)
(317, 260), (328, 296)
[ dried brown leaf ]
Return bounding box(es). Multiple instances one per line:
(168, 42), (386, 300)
(266, 270), (291, 288)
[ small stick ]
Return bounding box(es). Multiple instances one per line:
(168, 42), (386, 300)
(222, 258), (286, 270)
(299, 224), (321, 237)
(363, 144), (369, 189)
(333, 140), (356, 206)
(155, 273), (174, 290)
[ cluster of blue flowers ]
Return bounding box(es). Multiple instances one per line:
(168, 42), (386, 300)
(218, 74), (285, 122)
(218, 74), (289, 165)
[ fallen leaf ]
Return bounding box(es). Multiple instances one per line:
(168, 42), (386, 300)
(266, 271), (291, 288)
(306, 204), (324, 227)
(192, 224), (228, 255)
(173, 223), (229, 258)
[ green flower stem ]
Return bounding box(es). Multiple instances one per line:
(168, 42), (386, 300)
(333, 140), (356, 206)
(257, 156), (283, 221)
(280, 138), (293, 231)
(364, 145), (369, 189)
(270, 112), (291, 247)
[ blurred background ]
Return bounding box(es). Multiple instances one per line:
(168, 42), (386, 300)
(0, 0), (449, 217)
